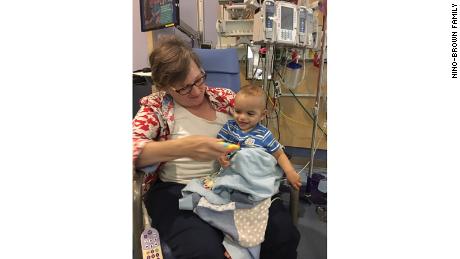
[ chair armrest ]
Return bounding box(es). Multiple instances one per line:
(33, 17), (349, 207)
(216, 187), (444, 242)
(137, 164), (159, 175)
(133, 169), (145, 259)
(289, 188), (299, 226)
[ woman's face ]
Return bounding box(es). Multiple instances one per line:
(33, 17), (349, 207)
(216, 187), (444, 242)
(167, 61), (207, 108)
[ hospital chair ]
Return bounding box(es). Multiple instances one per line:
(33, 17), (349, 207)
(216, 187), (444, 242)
(192, 48), (241, 93)
(133, 48), (299, 259)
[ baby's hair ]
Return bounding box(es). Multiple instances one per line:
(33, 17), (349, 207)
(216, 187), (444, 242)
(238, 84), (267, 106)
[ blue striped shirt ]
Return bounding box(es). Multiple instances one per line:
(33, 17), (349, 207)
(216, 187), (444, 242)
(217, 120), (281, 154)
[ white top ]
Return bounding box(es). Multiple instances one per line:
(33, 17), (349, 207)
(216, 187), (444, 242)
(159, 101), (232, 184)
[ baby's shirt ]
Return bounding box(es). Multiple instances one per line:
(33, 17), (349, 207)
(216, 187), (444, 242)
(217, 120), (281, 154)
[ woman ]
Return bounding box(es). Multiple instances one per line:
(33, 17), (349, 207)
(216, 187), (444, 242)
(133, 35), (300, 259)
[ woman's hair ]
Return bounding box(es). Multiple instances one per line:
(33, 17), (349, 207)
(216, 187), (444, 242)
(149, 35), (202, 90)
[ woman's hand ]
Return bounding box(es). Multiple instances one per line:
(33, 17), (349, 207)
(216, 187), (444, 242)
(180, 136), (229, 161)
(135, 136), (229, 167)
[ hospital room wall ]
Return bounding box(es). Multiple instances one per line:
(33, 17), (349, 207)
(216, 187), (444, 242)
(133, 0), (153, 71)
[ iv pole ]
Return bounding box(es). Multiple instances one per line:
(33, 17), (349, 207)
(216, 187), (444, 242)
(306, 9), (327, 196)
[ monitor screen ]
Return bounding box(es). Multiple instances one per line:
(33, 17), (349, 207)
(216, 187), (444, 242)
(281, 6), (293, 30)
(140, 0), (179, 32)
(299, 9), (306, 33)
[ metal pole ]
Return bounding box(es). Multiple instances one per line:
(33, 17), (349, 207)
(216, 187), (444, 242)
(261, 44), (272, 126)
(307, 15), (327, 187)
(290, 188), (299, 225)
(262, 44), (273, 91)
(197, 0), (205, 46)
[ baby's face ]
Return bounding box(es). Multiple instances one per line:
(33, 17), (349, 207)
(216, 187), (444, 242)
(233, 94), (266, 132)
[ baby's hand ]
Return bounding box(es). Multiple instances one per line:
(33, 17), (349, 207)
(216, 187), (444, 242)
(286, 171), (302, 191)
(218, 154), (231, 168)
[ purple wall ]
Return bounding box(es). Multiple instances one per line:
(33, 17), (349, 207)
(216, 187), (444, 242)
(133, 0), (150, 71)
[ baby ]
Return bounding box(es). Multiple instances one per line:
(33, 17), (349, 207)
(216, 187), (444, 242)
(217, 85), (302, 190)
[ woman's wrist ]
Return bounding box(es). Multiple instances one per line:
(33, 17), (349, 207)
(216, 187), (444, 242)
(284, 169), (297, 176)
(175, 137), (194, 157)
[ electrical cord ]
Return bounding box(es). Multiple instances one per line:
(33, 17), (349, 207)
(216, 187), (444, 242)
(288, 87), (327, 137)
(274, 105), (281, 141)
(271, 79), (281, 141)
(293, 130), (325, 177)
(273, 67), (327, 137)
(266, 94), (309, 127)
(265, 79), (281, 141)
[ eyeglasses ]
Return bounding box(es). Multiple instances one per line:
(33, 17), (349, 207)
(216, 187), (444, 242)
(173, 72), (207, 95)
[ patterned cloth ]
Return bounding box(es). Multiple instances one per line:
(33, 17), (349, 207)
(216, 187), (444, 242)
(179, 148), (283, 259)
(132, 87), (235, 173)
(217, 120), (281, 154)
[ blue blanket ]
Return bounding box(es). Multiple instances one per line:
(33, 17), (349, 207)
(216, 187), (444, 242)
(179, 148), (283, 259)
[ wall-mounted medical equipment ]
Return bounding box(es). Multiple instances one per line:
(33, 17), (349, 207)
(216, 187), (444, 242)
(275, 1), (298, 45)
(252, 0), (276, 42)
(219, 0), (322, 48)
(217, 3), (254, 37)
(311, 12), (322, 50)
(297, 6), (308, 46)
(253, 1), (299, 46)
(297, 6), (317, 47)
(305, 8), (316, 48)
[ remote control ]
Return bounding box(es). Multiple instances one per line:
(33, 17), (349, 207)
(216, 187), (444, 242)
(141, 227), (163, 259)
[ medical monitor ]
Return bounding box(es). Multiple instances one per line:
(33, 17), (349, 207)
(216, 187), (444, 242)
(276, 2), (297, 44)
(297, 6), (307, 46)
(264, 0), (276, 40)
(139, 0), (179, 32)
(252, 0), (276, 43)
